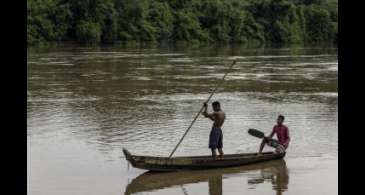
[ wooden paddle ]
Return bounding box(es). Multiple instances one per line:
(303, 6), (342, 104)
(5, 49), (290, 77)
(248, 129), (265, 138)
(248, 128), (280, 146)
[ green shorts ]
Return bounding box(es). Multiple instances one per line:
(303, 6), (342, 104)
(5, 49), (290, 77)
(267, 139), (285, 153)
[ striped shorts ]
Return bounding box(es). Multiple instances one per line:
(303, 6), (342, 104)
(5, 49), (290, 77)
(267, 139), (285, 153)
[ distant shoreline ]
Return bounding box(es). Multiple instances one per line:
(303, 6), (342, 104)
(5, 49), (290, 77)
(27, 41), (338, 50)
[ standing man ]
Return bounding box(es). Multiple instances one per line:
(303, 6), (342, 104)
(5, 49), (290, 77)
(202, 101), (226, 159)
(258, 115), (290, 154)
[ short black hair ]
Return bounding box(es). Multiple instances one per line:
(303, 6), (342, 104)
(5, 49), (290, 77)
(212, 101), (220, 107)
(278, 115), (285, 120)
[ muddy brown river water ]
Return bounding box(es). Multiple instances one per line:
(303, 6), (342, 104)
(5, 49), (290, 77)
(27, 46), (337, 195)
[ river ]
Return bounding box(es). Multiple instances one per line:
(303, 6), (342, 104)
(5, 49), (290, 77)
(27, 46), (337, 195)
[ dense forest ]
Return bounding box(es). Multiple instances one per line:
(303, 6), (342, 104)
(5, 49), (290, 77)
(27, 0), (337, 47)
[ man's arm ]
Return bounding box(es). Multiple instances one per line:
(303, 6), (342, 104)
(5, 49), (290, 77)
(202, 102), (208, 117)
(202, 102), (215, 121)
(268, 126), (276, 139)
(283, 127), (290, 147)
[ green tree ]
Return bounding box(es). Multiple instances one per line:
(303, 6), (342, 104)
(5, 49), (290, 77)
(115, 0), (156, 42)
(246, 0), (304, 46)
(147, 1), (174, 41)
(197, 0), (232, 43)
(304, 5), (334, 44)
(172, 10), (209, 43)
(240, 12), (265, 46)
(75, 21), (101, 44)
(27, 0), (338, 47)
(68, 0), (117, 43)
(27, 0), (71, 45)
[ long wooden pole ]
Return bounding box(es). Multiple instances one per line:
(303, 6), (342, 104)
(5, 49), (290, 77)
(168, 60), (237, 158)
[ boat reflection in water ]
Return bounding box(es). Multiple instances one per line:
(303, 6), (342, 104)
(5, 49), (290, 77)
(247, 159), (289, 195)
(124, 159), (289, 195)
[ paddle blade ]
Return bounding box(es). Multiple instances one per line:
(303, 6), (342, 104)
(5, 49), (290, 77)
(248, 129), (265, 138)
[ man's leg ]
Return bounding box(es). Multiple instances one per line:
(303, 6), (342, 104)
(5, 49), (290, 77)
(217, 130), (223, 159)
(258, 137), (269, 154)
(211, 149), (217, 159)
(218, 148), (224, 159)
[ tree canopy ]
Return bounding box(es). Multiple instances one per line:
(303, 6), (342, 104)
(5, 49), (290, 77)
(27, 0), (338, 47)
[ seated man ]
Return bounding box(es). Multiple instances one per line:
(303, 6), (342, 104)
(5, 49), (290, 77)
(258, 115), (290, 154)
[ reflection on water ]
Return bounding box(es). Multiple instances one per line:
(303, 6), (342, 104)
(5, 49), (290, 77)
(248, 160), (288, 195)
(209, 175), (222, 195)
(125, 159), (288, 195)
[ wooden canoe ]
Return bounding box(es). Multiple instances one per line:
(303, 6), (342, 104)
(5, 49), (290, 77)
(123, 148), (285, 172)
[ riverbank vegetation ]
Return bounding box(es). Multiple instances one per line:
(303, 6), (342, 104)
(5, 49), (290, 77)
(27, 0), (337, 47)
